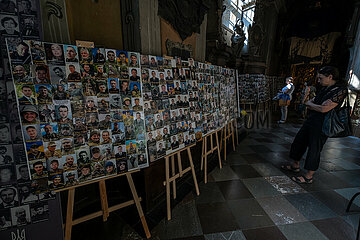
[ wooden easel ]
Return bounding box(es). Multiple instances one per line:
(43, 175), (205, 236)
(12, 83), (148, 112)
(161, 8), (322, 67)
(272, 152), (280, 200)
(201, 129), (222, 183)
(219, 120), (236, 162)
(58, 170), (151, 240)
(163, 145), (200, 220)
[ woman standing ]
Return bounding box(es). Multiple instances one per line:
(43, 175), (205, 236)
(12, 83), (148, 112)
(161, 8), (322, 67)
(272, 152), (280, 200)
(282, 66), (348, 183)
(278, 77), (295, 123)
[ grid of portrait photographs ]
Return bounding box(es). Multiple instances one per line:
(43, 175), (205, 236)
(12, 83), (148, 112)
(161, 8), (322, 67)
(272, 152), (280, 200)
(0, 1), (56, 231)
(219, 69), (238, 124)
(238, 74), (272, 103)
(5, 39), (149, 196)
(142, 56), (197, 162)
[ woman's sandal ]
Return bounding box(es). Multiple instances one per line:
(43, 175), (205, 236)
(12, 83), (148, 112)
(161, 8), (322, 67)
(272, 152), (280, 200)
(281, 165), (300, 173)
(291, 175), (313, 184)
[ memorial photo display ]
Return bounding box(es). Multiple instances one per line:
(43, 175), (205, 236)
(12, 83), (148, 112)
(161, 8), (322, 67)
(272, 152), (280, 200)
(6, 39), (237, 191)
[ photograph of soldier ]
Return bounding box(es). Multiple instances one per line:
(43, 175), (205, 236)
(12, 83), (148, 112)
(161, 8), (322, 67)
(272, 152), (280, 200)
(144, 101), (152, 115)
(88, 130), (100, 146)
(101, 130), (112, 144)
(48, 159), (63, 175)
(16, 164), (30, 183)
(11, 124), (22, 144)
(12, 64), (32, 84)
(132, 98), (142, 111)
(102, 145), (114, 160)
(73, 118), (87, 131)
(95, 81), (108, 98)
(30, 202), (49, 223)
(111, 122), (122, 135)
(61, 138), (74, 155)
(44, 43), (65, 65)
(35, 85), (52, 104)
(30, 178), (48, 194)
(108, 78), (119, 94)
(26, 141), (44, 160)
(129, 68), (140, 82)
(44, 141), (61, 159)
(131, 82), (141, 97)
(126, 140), (136, 155)
(73, 132), (86, 147)
(93, 48), (105, 63)
(55, 103), (72, 123)
(172, 68), (179, 80)
(149, 70), (159, 83)
(117, 51), (128, 66)
(79, 47), (92, 64)
(127, 154), (138, 170)
(120, 97), (130, 110)
(49, 174), (64, 190)
(159, 84), (168, 98)
(104, 160), (116, 175)
(149, 56), (157, 68)
(0, 165), (15, 185)
(13, 144), (26, 164)
(17, 84), (36, 105)
(98, 98), (110, 114)
(23, 124), (41, 141)
(125, 125), (135, 140)
(119, 66), (128, 79)
(156, 141), (165, 157)
(165, 69), (173, 80)
(140, 55), (149, 67)
(0, 209), (12, 229)
(171, 135), (179, 150)
(155, 129), (162, 141)
(85, 97), (97, 112)
(52, 84), (68, 100)
(128, 52), (140, 67)
(91, 161), (104, 178)
(68, 83), (83, 100)
(10, 206), (31, 226)
(147, 132), (156, 146)
(159, 72), (166, 83)
(59, 123), (73, 138)
(114, 145), (126, 159)
(75, 148), (90, 165)
(133, 111), (144, 132)
(105, 49), (116, 64)
(30, 41), (46, 64)
(30, 160), (47, 179)
(106, 63), (119, 77)
(18, 184), (37, 204)
(138, 154), (147, 165)
(65, 45), (78, 62)
(81, 64), (95, 78)
(142, 69), (150, 82)
(9, 41), (30, 64)
(0, 124), (11, 145)
(145, 115), (156, 132)
(110, 94), (122, 109)
(110, 110), (122, 122)
(90, 146), (104, 162)
(95, 65), (107, 78)
(49, 66), (66, 85)
(120, 80), (130, 96)
(64, 171), (78, 187)
(122, 110), (133, 126)
(86, 113), (99, 129)
(0, 186), (18, 209)
(66, 63), (81, 81)
(98, 114), (111, 129)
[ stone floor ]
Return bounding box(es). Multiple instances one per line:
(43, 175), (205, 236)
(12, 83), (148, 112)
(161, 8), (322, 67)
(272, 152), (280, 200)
(71, 122), (360, 239)
(149, 122), (360, 240)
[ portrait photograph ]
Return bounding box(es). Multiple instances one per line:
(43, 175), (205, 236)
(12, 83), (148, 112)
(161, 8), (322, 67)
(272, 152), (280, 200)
(65, 63), (81, 82)
(49, 65), (67, 85)
(108, 78), (119, 94)
(63, 170), (78, 187)
(30, 40), (46, 64)
(110, 110), (122, 122)
(0, 165), (16, 185)
(125, 140), (136, 155)
(116, 50), (128, 66)
(78, 47), (93, 64)
(58, 123), (73, 138)
(30, 202), (49, 223)
(12, 63), (32, 84)
(128, 52), (140, 67)
(140, 54), (149, 67)
(90, 161), (104, 179)
(29, 158), (47, 179)
(64, 45), (79, 63)
(44, 43), (65, 65)
(0, 145), (13, 166)
(127, 154), (138, 170)
(10, 205), (31, 226)
(109, 94), (122, 109)
(75, 147), (90, 165)
(129, 67), (140, 82)
(0, 15), (19, 36)
(35, 84), (52, 104)
(104, 159), (116, 175)
(92, 48), (105, 64)
(94, 64), (107, 78)
(0, 209), (12, 229)
(55, 101), (72, 123)
(105, 49), (116, 64)
(20, 15), (39, 38)
(149, 55), (157, 69)
(141, 68), (150, 82)
(22, 123), (41, 142)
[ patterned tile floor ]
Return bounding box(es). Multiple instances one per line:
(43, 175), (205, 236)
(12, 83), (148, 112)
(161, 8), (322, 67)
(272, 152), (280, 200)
(150, 123), (360, 240)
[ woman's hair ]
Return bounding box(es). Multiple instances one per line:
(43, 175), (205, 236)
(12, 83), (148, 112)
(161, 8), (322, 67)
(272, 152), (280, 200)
(318, 66), (339, 80)
(286, 77), (293, 82)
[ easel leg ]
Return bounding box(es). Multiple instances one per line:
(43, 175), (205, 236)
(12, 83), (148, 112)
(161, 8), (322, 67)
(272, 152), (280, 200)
(187, 147), (200, 195)
(219, 128), (223, 151)
(126, 173), (151, 239)
(215, 131), (222, 169)
(177, 152), (182, 177)
(200, 139), (204, 171)
(235, 120), (239, 145)
(171, 155), (176, 199)
(99, 180), (109, 221)
(64, 188), (75, 240)
(165, 156), (171, 220)
(204, 136), (208, 184)
(231, 121), (236, 151)
(224, 125), (227, 162)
